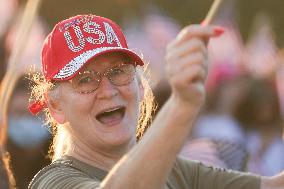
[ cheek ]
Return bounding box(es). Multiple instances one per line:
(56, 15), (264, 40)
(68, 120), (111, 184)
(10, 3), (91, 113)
(61, 90), (94, 120)
(123, 80), (142, 115)
(124, 79), (141, 100)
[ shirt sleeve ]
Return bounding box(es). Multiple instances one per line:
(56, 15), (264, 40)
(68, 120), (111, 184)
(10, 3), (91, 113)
(176, 156), (261, 189)
(29, 165), (101, 189)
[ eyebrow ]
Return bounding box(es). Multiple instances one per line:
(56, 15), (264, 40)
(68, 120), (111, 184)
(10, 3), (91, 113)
(83, 58), (131, 71)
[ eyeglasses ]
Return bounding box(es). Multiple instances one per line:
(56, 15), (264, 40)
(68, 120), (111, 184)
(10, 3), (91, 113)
(70, 63), (136, 94)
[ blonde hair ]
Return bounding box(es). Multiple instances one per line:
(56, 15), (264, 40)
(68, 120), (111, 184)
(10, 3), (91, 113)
(0, 150), (16, 189)
(29, 65), (156, 161)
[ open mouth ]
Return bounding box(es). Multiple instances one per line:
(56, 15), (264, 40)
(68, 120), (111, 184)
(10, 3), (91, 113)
(96, 106), (126, 125)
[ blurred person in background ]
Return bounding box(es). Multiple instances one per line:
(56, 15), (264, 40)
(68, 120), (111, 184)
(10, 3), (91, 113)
(179, 64), (249, 171)
(7, 76), (51, 189)
(125, 7), (231, 170)
(233, 77), (284, 176)
(0, 1), (49, 187)
(179, 137), (229, 168)
(0, 0), (18, 82)
(0, 1), (18, 188)
(124, 4), (181, 86)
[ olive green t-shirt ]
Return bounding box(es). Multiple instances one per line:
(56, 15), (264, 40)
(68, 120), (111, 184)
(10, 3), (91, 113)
(29, 156), (260, 189)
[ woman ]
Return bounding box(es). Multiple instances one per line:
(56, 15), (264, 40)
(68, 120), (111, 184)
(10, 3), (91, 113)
(234, 77), (284, 176)
(28, 14), (283, 189)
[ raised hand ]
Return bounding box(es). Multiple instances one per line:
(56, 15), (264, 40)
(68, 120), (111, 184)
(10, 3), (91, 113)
(165, 25), (224, 114)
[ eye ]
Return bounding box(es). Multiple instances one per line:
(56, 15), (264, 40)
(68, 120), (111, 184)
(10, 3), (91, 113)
(111, 68), (124, 76)
(78, 75), (93, 84)
(75, 71), (97, 85)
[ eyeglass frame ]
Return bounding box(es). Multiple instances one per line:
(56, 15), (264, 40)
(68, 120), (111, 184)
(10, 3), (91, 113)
(51, 62), (137, 94)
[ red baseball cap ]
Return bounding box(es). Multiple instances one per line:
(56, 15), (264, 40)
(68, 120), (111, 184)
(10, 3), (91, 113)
(42, 14), (144, 81)
(29, 14), (144, 115)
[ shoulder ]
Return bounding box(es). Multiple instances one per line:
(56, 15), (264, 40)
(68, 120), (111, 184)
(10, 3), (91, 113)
(166, 156), (201, 188)
(174, 155), (201, 174)
(29, 158), (100, 189)
(173, 156), (261, 189)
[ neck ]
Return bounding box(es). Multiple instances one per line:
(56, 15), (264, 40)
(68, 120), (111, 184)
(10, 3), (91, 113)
(65, 136), (136, 171)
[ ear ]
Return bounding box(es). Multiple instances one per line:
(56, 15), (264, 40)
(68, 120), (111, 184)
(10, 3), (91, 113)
(45, 93), (66, 124)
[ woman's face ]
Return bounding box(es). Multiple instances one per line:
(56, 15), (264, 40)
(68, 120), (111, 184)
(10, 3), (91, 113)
(51, 52), (143, 152)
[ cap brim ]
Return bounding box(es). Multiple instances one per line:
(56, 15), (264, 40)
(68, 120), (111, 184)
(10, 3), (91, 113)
(53, 47), (144, 80)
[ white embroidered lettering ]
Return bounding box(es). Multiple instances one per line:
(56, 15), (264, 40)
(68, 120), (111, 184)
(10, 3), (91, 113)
(64, 26), (85, 52)
(83, 21), (105, 45)
(104, 22), (122, 47)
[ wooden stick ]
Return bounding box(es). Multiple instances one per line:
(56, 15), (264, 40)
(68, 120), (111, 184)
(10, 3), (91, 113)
(202, 0), (224, 25)
(0, 0), (43, 147)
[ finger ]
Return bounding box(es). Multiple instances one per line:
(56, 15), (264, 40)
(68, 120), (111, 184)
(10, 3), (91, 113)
(172, 64), (207, 85)
(168, 25), (224, 49)
(188, 65), (207, 84)
(179, 52), (207, 71)
(177, 24), (224, 40)
(167, 53), (208, 84)
(166, 38), (207, 61)
(173, 52), (208, 80)
(166, 51), (207, 80)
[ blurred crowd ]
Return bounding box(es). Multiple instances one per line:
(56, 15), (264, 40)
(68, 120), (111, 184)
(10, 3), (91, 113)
(1, 0), (284, 188)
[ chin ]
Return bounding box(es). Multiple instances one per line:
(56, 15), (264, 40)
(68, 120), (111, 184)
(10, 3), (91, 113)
(101, 131), (136, 151)
(110, 132), (135, 146)
(97, 141), (133, 155)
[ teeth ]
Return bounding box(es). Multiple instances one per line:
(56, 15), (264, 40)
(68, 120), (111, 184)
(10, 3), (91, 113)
(104, 107), (120, 113)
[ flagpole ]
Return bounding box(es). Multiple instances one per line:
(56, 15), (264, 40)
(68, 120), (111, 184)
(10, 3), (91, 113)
(202, 0), (224, 25)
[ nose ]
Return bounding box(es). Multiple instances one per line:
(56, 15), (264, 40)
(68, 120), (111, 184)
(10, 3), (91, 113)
(96, 76), (118, 99)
